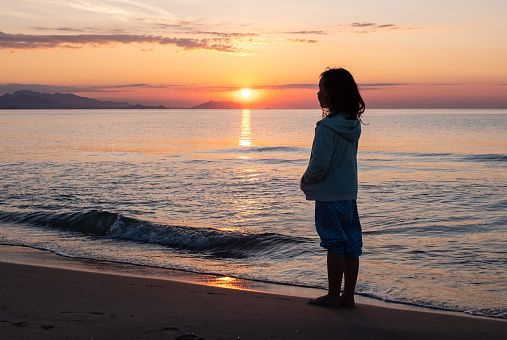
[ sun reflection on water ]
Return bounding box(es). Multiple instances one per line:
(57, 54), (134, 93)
(239, 109), (251, 147)
(206, 276), (252, 290)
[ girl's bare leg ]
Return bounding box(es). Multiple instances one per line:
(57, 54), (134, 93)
(340, 257), (359, 307)
(308, 251), (344, 307)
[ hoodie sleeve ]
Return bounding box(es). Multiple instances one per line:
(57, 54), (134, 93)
(303, 124), (335, 184)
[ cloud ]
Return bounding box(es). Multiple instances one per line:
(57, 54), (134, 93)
(0, 31), (237, 53)
(0, 26), (322, 54)
(177, 31), (261, 38)
(0, 82), (412, 97)
(349, 22), (378, 28)
(32, 27), (89, 33)
(349, 22), (401, 31)
(359, 83), (409, 91)
(284, 39), (318, 45)
(26, 0), (175, 21)
(169, 27), (322, 46)
(339, 22), (418, 33)
(258, 83), (407, 91)
(0, 83), (185, 95)
(281, 31), (328, 35)
(260, 84), (315, 90)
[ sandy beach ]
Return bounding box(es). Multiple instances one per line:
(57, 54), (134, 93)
(1, 250), (506, 340)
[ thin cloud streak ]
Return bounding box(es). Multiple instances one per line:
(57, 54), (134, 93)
(0, 31), (237, 53)
(281, 31), (328, 35)
(26, 0), (175, 20)
(258, 83), (407, 90)
(0, 82), (410, 95)
(0, 29), (322, 53)
(0, 83), (187, 95)
(338, 22), (419, 33)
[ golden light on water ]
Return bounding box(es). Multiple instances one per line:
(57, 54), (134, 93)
(239, 109), (251, 147)
(207, 276), (248, 290)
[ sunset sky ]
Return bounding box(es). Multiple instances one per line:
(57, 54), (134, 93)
(1, 0), (506, 109)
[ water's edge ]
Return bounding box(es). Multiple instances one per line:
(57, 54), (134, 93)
(1, 243), (500, 321)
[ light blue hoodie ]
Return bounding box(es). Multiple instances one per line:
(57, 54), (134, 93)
(300, 112), (361, 201)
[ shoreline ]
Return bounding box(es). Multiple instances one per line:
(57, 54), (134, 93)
(1, 247), (506, 339)
(0, 244), (329, 299)
(0, 244), (502, 320)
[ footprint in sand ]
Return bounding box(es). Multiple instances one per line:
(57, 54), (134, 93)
(175, 333), (205, 340)
(161, 326), (180, 332)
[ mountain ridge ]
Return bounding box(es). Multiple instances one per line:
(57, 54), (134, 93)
(0, 90), (242, 110)
(190, 100), (243, 109)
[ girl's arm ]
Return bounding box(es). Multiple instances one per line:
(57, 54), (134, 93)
(303, 125), (335, 184)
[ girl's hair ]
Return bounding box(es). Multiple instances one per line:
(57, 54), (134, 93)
(320, 67), (365, 121)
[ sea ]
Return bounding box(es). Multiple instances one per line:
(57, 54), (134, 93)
(0, 108), (505, 319)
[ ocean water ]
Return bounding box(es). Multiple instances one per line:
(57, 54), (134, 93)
(0, 108), (505, 318)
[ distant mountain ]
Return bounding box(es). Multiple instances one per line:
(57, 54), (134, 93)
(0, 90), (167, 109)
(191, 100), (243, 109)
(0, 90), (244, 110)
(124, 103), (168, 109)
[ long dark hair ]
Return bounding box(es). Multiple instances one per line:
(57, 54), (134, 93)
(320, 67), (365, 121)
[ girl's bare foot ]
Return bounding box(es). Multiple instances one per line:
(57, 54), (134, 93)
(308, 294), (341, 308)
(339, 293), (356, 307)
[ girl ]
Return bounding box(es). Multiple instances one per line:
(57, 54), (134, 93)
(301, 67), (365, 308)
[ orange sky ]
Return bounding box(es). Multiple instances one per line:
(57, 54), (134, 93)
(1, 1), (506, 108)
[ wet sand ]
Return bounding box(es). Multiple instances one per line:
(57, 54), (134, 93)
(1, 259), (506, 339)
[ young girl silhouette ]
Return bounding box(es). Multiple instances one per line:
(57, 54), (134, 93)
(301, 67), (365, 307)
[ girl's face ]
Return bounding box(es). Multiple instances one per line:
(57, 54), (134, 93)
(317, 78), (326, 108)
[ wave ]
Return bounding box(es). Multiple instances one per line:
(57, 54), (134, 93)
(242, 146), (304, 153)
(413, 152), (507, 164)
(362, 151), (507, 164)
(214, 146), (306, 154)
(0, 210), (310, 259)
(462, 154), (507, 163)
(356, 291), (506, 319)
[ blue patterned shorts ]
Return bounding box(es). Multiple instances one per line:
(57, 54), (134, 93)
(315, 200), (362, 258)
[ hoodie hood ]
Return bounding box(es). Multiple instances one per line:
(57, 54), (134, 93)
(317, 112), (361, 142)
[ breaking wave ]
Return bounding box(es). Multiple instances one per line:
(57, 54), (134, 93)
(0, 210), (310, 259)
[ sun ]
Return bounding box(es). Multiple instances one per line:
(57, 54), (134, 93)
(241, 88), (251, 97)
